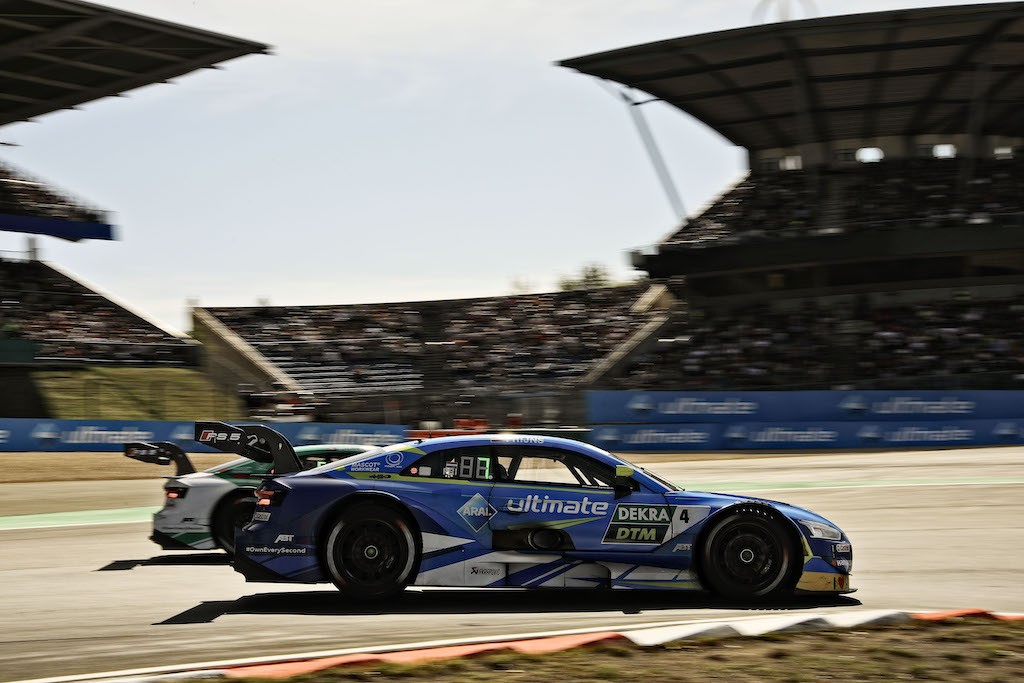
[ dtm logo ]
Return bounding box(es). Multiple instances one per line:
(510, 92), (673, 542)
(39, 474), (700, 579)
(275, 534), (295, 543)
(198, 430), (241, 443)
(457, 493), (496, 532)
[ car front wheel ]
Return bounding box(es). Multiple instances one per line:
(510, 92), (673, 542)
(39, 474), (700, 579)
(700, 506), (800, 600)
(324, 503), (417, 601)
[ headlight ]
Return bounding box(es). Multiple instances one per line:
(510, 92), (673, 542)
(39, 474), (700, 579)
(798, 519), (842, 541)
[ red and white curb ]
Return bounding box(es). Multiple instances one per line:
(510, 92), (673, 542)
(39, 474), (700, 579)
(11, 609), (1023, 683)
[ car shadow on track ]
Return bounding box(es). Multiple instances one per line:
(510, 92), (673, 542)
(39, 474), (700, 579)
(158, 589), (861, 625)
(97, 553), (230, 571)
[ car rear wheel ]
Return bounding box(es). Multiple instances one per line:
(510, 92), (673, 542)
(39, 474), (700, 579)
(212, 493), (257, 556)
(324, 503), (417, 601)
(700, 506), (800, 600)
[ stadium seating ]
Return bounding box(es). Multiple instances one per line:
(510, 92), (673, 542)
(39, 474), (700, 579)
(441, 286), (653, 393)
(0, 258), (192, 364)
(661, 157), (1024, 248)
(206, 284), (655, 398)
(607, 298), (1024, 390)
(0, 162), (107, 224)
(206, 303), (427, 398)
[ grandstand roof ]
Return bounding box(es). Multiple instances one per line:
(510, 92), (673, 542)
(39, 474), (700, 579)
(560, 2), (1024, 151)
(0, 0), (268, 128)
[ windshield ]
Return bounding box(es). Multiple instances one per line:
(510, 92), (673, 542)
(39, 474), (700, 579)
(614, 453), (680, 492)
(639, 466), (680, 492)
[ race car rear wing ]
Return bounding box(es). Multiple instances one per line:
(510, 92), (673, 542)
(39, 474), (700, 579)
(124, 442), (197, 477)
(193, 421), (302, 475)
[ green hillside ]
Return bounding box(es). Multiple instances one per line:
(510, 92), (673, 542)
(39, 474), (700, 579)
(32, 367), (243, 421)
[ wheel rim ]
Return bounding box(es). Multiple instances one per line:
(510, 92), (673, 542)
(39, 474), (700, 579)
(337, 520), (405, 586)
(711, 520), (785, 592)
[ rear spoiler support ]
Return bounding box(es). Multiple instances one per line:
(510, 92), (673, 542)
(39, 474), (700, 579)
(193, 421), (302, 475)
(124, 442), (196, 477)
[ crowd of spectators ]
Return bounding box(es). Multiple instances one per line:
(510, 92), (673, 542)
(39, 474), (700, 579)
(0, 162), (108, 224)
(208, 284), (655, 397)
(441, 285), (654, 393)
(664, 169), (819, 247)
(0, 258), (191, 364)
(207, 304), (426, 397)
(662, 156), (1024, 248)
(608, 298), (1024, 390)
(840, 157), (1024, 230)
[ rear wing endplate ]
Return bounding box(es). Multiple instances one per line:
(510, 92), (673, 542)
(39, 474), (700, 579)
(193, 421), (302, 475)
(124, 442), (196, 477)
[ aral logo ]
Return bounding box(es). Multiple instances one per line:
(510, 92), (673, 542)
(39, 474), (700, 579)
(457, 493), (496, 532)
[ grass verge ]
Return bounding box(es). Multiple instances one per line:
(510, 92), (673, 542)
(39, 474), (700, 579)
(227, 618), (1024, 683)
(32, 366), (242, 421)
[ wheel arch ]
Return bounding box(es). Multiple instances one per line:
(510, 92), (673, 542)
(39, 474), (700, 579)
(316, 491), (423, 581)
(209, 486), (258, 552)
(692, 502), (804, 592)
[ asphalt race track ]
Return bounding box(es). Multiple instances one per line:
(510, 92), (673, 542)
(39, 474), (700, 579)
(1, 447), (1022, 682)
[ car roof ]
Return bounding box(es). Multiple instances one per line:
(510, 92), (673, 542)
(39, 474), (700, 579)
(407, 433), (624, 467)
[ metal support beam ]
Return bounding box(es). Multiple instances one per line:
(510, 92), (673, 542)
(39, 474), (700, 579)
(0, 46), (252, 124)
(903, 16), (1017, 135)
(0, 15), (106, 62)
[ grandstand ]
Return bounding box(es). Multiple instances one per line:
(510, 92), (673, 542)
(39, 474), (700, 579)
(194, 284), (670, 425)
(0, 0), (266, 419)
(556, 2), (1024, 393)
(192, 3), (1024, 424)
(6, 1), (1023, 426)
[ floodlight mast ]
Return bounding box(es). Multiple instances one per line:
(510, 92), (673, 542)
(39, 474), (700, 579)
(602, 83), (687, 225)
(753, 0), (819, 23)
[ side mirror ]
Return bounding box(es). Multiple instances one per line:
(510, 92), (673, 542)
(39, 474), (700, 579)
(613, 465), (635, 499)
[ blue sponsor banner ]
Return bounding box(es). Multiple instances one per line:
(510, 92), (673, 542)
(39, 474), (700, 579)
(0, 419), (407, 452)
(591, 424), (724, 451)
(591, 419), (1024, 451)
(587, 390), (1024, 424)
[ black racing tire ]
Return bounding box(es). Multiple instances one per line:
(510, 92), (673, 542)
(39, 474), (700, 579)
(699, 506), (800, 601)
(211, 492), (257, 556)
(323, 503), (417, 601)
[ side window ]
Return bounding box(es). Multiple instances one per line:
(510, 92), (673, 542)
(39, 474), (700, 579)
(401, 446), (494, 481)
(515, 455), (578, 485)
(496, 446), (613, 488)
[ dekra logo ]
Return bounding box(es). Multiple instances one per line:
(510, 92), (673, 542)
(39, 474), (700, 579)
(613, 505), (671, 523)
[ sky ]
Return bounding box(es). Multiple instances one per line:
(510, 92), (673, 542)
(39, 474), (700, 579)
(0, 0), (1001, 332)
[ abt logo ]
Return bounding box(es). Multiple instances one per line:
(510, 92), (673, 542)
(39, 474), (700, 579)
(275, 534), (295, 543)
(198, 430), (241, 443)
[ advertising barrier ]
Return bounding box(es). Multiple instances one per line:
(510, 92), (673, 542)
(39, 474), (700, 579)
(587, 391), (1024, 451)
(589, 420), (1024, 451)
(0, 419), (406, 452)
(588, 390), (1024, 423)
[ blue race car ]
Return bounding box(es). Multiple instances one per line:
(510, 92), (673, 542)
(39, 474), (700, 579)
(196, 422), (853, 602)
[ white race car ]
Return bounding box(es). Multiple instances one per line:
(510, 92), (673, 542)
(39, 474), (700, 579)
(124, 441), (372, 555)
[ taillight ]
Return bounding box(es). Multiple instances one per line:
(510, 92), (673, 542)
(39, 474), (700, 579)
(165, 486), (188, 500)
(256, 488), (286, 506)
